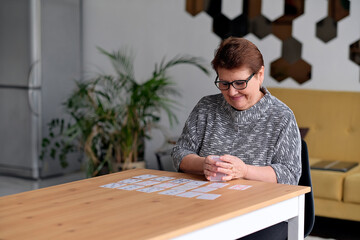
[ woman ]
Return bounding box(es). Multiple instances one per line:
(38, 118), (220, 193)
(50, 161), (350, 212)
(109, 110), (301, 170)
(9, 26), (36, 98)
(171, 37), (301, 239)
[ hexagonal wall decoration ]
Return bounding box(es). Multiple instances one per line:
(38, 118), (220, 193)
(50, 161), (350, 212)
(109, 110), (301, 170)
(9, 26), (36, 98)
(269, 0), (311, 84)
(185, 0), (312, 84)
(288, 60), (312, 84)
(329, 0), (350, 21)
(270, 58), (291, 82)
(186, 0), (211, 16)
(349, 39), (360, 66)
(282, 37), (302, 64)
(316, 16), (337, 43)
(185, 0), (358, 85)
(316, 0), (350, 43)
(271, 0), (305, 41)
(250, 15), (272, 39)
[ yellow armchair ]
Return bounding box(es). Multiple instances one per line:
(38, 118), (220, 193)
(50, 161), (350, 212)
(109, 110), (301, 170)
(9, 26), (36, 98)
(268, 87), (360, 221)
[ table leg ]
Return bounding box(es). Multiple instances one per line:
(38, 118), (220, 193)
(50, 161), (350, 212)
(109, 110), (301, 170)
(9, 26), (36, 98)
(288, 194), (305, 240)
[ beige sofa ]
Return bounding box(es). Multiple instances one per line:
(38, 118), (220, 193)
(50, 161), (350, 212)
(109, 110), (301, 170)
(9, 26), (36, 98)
(269, 87), (360, 222)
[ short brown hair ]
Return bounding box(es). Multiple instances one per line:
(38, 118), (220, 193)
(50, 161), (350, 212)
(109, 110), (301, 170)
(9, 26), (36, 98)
(211, 37), (264, 74)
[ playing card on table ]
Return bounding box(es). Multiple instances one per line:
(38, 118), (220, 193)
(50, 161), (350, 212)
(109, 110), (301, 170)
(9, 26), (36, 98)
(196, 193), (221, 200)
(156, 182), (180, 189)
(171, 184), (198, 191)
(134, 180), (161, 186)
(176, 191), (202, 198)
(152, 176), (175, 182)
(100, 183), (126, 189)
(137, 186), (164, 193)
(117, 178), (142, 184)
(192, 186), (217, 193)
(228, 185), (252, 190)
(132, 174), (158, 180)
(184, 180), (208, 186)
(169, 178), (193, 184)
(117, 185), (144, 191)
(158, 189), (186, 196)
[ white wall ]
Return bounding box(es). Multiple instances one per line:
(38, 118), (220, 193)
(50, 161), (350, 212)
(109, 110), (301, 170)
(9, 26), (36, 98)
(82, 0), (360, 169)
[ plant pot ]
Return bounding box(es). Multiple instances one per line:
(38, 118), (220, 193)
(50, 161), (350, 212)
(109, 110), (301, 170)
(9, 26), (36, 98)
(116, 161), (146, 172)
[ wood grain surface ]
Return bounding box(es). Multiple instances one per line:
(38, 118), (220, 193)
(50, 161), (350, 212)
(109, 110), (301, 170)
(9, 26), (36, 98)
(0, 169), (310, 240)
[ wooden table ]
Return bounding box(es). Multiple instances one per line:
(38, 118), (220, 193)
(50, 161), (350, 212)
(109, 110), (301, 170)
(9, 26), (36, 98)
(0, 169), (310, 240)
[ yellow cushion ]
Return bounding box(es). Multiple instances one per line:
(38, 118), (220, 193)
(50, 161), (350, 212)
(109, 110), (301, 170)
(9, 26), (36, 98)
(314, 198), (360, 221)
(310, 169), (344, 201)
(344, 173), (360, 204)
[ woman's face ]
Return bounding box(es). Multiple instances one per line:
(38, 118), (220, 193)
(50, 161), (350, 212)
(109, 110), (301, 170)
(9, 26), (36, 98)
(217, 66), (264, 111)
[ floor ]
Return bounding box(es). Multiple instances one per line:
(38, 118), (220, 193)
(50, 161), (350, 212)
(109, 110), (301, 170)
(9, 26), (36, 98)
(1, 172), (359, 240)
(0, 171), (86, 197)
(309, 216), (360, 240)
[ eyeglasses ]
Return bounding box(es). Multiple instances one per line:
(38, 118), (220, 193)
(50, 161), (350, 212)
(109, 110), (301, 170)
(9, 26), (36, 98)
(214, 73), (255, 90)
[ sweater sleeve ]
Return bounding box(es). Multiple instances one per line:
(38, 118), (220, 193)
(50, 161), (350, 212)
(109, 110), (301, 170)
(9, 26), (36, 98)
(270, 114), (302, 185)
(171, 102), (204, 171)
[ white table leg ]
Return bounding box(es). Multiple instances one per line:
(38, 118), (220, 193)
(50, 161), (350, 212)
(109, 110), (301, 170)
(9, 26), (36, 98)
(288, 194), (305, 240)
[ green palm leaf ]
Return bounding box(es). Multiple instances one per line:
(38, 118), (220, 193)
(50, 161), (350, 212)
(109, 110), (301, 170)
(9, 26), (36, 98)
(40, 47), (209, 177)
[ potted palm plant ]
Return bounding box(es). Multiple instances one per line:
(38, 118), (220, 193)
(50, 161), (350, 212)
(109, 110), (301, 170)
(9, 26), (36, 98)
(40, 47), (209, 177)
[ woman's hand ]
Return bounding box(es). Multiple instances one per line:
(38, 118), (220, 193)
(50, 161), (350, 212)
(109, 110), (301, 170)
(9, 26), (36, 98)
(214, 154), (248, 181)
(203, 155), (218, 180)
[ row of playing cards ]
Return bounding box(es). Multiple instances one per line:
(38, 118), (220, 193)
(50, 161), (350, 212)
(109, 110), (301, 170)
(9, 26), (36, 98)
(100, 174), (252, 200)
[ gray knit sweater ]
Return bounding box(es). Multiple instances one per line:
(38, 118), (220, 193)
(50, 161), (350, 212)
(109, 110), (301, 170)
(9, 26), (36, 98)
(171, 87), (302, 185)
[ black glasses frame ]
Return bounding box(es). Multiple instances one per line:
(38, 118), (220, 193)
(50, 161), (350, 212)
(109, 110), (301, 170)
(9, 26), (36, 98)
(214, 73), (255, 90)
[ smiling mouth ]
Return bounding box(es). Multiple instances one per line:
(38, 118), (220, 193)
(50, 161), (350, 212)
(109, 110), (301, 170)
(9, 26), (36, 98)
(230, 95), (244, 101)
